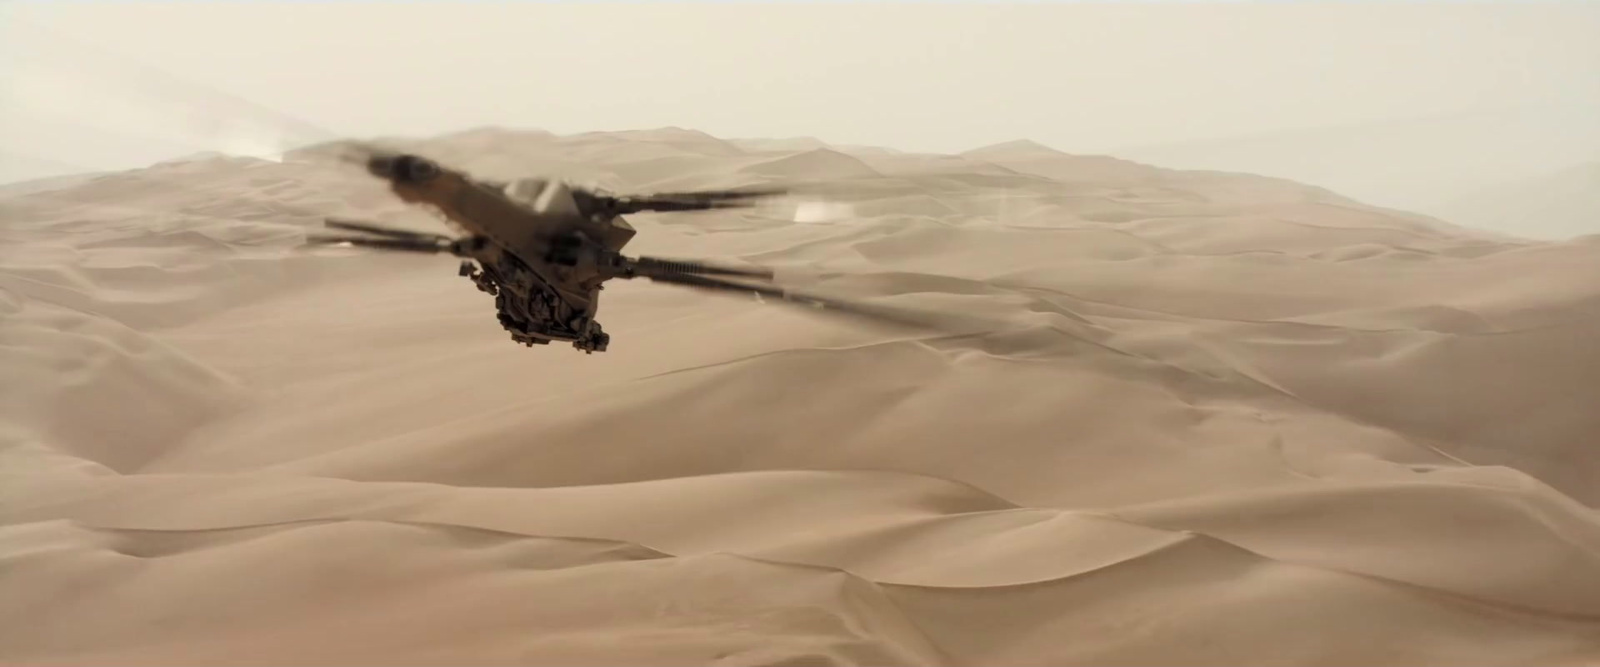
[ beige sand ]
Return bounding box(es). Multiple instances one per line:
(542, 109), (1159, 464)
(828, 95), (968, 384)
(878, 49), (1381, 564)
(2, 129), (1598, 666)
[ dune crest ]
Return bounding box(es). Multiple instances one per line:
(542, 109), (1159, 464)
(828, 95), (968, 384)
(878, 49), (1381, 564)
(3, 127), (1599, 666)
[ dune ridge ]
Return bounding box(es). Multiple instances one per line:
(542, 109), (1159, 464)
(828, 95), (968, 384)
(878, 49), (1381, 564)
(3, 128), (1598, 666)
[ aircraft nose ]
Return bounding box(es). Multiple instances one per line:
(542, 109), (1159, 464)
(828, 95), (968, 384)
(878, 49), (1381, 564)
(368, 153), (440, 184)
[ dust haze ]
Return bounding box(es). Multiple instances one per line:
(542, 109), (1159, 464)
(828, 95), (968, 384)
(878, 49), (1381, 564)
(2, 1), (1597, 238)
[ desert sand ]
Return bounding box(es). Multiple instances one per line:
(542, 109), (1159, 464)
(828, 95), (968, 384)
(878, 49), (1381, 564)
(2, 128), (1599, 666)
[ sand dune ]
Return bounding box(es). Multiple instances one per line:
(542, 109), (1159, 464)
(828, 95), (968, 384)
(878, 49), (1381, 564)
(2, 128), (1599, 666)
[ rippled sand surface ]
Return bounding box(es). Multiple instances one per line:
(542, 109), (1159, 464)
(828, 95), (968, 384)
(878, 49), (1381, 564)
(3, 129), (1598, 666)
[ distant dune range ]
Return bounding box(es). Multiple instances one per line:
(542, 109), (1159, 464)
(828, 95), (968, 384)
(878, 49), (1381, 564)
(2, 128), (1598, 666)
(1430, 162), (1600, 241)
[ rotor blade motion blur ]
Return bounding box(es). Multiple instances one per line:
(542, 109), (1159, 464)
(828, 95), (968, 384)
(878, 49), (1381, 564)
(305, 218), (465, 255)
(630, 256), (776, 281)
(628, 268), (978, 333)
(303, 234), (457, 255)
(324, 217), (453, 243)
(606, 187), (789, 215)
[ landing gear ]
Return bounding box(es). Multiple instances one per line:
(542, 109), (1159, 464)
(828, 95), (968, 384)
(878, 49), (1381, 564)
(458, 260), (609, 354)
(574, 325), (609, 354)
(459, 261), (498, 295)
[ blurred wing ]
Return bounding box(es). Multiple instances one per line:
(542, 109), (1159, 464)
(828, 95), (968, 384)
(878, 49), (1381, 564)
(303, 233), (455, 255)
(302, 218), (462, 255)
(630, 256), (775, 281)
(323, 217), (454, 243)
(607, 186), (790, 214)
(631, 268), (991, 335)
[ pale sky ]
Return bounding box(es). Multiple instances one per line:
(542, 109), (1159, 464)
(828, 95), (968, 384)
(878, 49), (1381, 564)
(2, 1), (1597, 220)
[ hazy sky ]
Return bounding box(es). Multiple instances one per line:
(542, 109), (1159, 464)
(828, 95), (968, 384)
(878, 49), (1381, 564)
(2, 1), (1597, 216)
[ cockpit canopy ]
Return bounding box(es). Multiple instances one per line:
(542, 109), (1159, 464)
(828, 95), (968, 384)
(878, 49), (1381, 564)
(502, 178), (584, 219)
(498, 177), (637, 252)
